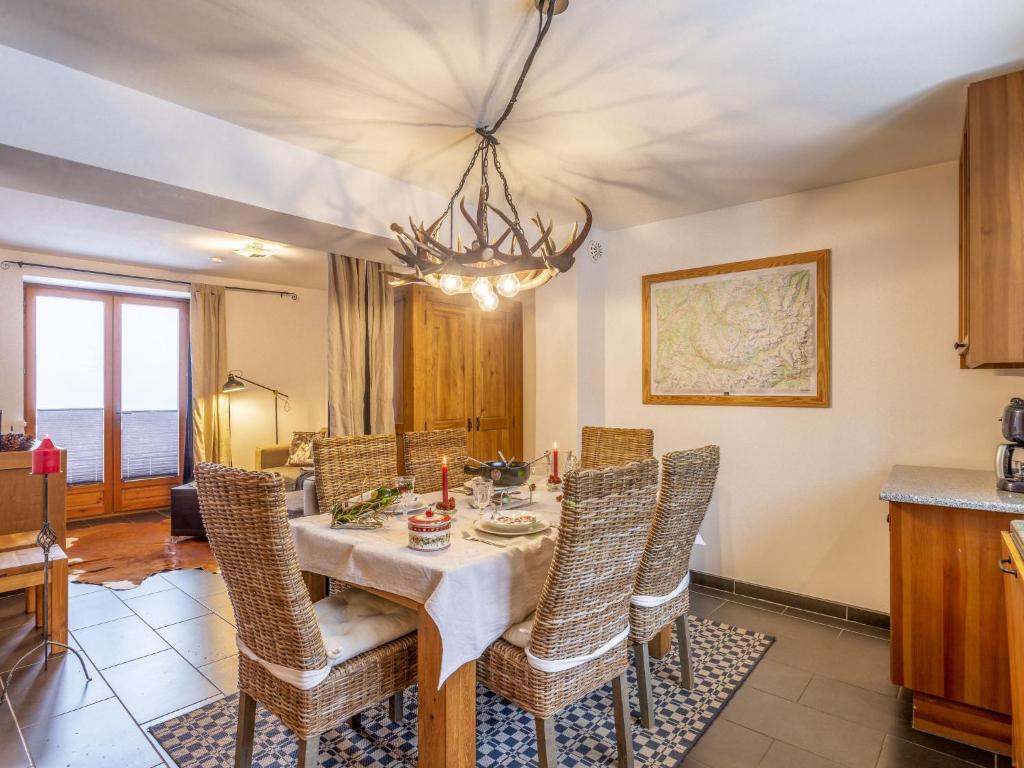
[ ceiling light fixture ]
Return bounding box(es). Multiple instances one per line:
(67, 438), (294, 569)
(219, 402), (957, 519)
(388, 0), (591, 311)
(233, 241), (281, 259)
(210, 256), (224, 263)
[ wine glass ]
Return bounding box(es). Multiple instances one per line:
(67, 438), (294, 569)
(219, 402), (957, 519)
(565, 450), (580, 475)
(395, 475), (416, 513)
(471, 477), (494, 518)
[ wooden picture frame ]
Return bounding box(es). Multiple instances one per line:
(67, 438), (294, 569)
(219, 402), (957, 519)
(642, 249), (831, 407)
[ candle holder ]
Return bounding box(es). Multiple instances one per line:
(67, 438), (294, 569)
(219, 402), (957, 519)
(1, 437), (91, 705)
(434, 497), (457, 512)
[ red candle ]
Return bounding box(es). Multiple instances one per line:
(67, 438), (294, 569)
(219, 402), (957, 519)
(552, 442), (559, 478)
(441, 455), (449, 505)
(31, 435), (60, 475)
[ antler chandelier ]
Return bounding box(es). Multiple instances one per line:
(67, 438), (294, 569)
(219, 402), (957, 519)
(388, 0), (591, 311)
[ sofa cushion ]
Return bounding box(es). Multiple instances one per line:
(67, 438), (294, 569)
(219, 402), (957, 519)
(286, 429), (326, 467)
(303, 476), (319, 516)
(269, 465), (313, 491)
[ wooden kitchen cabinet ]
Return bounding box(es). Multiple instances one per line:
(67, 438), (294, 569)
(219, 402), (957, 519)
(394, 286), (523, 460)
(1001, 532), (1024, 767)
(889, 500), (1018, 754)
(958, 69), (1024, 368)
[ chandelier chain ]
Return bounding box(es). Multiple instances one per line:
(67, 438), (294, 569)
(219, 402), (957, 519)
(445, 138), (487, 248)
(486, 0), (555, 136)
(491, 142), (522, 235)
(440, 0), (554, 238)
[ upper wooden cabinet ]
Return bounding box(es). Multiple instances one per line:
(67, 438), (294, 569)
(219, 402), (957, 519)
(958, 69), (1024, 368)
(395, 286), (523, 461)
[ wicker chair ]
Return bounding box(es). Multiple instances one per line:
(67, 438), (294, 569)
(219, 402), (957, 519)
(630, 445), (720, 730)
(400, 428), (471, 494)
(580, 426), (654, 470)
(478, 458), (660, 768)
(312, 433), (397, 513)
(194, 463), (417, 768)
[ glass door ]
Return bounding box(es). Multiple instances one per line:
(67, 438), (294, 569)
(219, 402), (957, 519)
(25, 285), (188, 519)
(113, 296), (188, 513)
(28, 287), (112, 518)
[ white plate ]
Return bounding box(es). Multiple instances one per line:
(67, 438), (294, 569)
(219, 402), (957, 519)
(474, 519), (551, 537)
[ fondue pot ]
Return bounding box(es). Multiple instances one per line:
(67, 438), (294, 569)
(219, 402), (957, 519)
(464, 459), (531, 488)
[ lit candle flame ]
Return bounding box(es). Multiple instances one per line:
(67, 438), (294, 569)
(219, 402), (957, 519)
(442, 455), (448, 466)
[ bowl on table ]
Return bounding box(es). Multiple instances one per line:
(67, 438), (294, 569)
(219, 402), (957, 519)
(477, 512), (539, 534)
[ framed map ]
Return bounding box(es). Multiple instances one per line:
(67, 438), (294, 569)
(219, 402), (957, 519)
(642, 250), (830, 407)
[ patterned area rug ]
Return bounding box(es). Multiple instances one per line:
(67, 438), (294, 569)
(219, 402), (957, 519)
(150, 617), (772, 767)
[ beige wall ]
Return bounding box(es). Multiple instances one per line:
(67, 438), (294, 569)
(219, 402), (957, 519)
(536, 161), (1023, 612)
(0, 248), (327, 470)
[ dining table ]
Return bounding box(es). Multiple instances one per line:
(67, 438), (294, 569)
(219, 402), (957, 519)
(289, 483), (563, 768)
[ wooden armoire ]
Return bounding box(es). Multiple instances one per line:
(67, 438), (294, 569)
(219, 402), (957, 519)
(395, 286), (523, 461)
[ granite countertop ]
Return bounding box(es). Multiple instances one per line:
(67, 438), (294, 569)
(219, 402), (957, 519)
(880, 464), (1024, 514)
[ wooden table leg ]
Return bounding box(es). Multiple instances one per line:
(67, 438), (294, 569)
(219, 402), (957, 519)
(25, 586), (36, 615)
(49, 558), (68, 655)
(417, 607), (476, 768)
(648, 624), (673, 659)
(301, 571), (327, 602)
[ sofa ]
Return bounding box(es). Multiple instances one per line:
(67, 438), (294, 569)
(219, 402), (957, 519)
(255, 443), (314, 492)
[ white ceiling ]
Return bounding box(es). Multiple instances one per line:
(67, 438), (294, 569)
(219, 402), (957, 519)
(0, 187), (329, 288)
(0, 0), (1022, 233)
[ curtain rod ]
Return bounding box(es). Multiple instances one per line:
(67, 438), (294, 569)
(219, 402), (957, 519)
(0, 260), (299, 301)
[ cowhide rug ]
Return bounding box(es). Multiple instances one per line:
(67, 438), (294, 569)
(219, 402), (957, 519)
(66, 515), (217, 588)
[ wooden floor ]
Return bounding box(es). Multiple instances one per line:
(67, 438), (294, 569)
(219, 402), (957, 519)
(0, 513), (1010, 768)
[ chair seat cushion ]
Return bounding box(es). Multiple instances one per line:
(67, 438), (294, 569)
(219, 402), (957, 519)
(502, 612), (535, 649)
(316, 588), (417, 667)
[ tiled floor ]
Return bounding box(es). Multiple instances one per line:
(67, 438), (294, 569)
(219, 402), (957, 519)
(0, 554), (1009, 767)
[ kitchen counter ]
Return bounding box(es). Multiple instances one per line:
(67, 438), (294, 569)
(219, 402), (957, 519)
(880, 464), (1024, 514)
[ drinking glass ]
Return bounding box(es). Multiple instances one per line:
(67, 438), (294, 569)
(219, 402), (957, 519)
(565, 450), (580, 474)
(471, 477), (494, 516)
(395, 475), (416, 513)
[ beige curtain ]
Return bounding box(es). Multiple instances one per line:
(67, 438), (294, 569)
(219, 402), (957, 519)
(367, 261), (395, 434)
(190, 284), (232, 466)
(327, 254), (395, 436)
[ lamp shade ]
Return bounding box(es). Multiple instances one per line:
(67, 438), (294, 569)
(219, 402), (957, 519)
(222, 372), (246, 393)
(31, 436), (60, 475)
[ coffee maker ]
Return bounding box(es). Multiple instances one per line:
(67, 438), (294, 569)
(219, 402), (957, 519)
(997, 397), (1024, 493)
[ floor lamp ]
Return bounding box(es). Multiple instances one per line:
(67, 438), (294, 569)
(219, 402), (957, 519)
(221, 371), (290, 444)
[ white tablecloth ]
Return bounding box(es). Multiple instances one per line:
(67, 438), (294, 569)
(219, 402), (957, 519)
(290, 488), (561, 687)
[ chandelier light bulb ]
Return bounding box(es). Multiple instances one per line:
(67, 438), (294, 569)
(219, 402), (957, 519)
(471, 277), (494, 301)
(478, 291), (499, 312)
(496, 273), (521, 298)
(439, 274), (463, 295)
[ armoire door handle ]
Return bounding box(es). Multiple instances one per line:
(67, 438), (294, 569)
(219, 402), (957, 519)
(467, 417), (472, 432)
(475, 417), (481, 430)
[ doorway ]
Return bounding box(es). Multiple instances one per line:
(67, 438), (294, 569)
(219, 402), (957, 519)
(24, 284), (188, 519)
